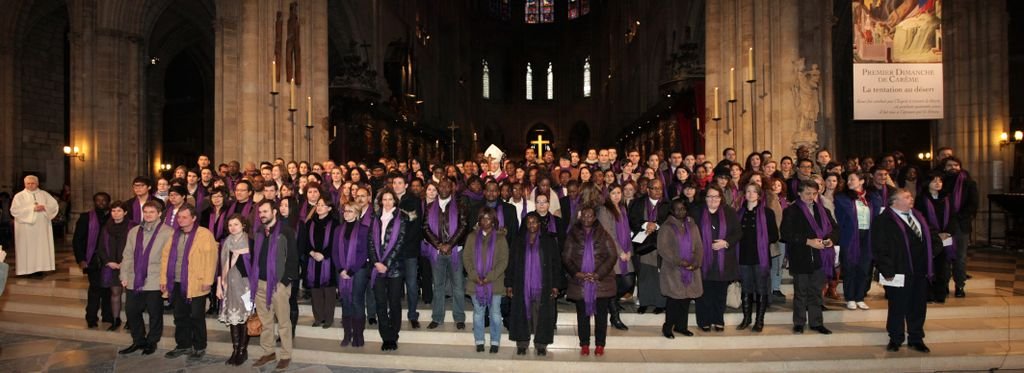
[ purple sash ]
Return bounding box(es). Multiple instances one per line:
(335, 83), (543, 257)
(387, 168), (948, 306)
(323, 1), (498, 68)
(252, 223), (282, 307)
(523, 233), (542, 320)
(427, 200), (460, 268)
(952, 171), (966, 212)
(888, 209), (935, 280)
(131, 198), (145, 225)
(739, 204), (771, 272)
(165, 227), (199, 301)
(231, 200), (253, 221)
(207, 207), (226, 238)
(494, 203), (506, 229)
(614, 206), (633, 274)
(370, 213), (402, 287)
(797, 199), (836, 279)
(542, 213), (557, 234)
(334, 222), (360, 299)
(924, 196), (956, 262)
(700, 208), (727, 276)
(132, 223), (163, 293)
(669, 220), (695, 285)
(581, 228), (598, 317)
(85, 211), (100, 263)
(164, 207), (179, 229)
(474, 229), (497, 303)
(847, 194), (870, 265)
(306, 220), (334, 287)
(193, 185), (206, 209)
(645, 198), (658, 221)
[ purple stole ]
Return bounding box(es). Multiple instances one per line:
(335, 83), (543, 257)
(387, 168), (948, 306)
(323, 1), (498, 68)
(541, 213), (558, 234)
(569, 196), (580, 220)
(700, 208), (727, 276)
(252, 223), (282, 307)
(131, 197), (147, 225)
(740, 204), (771, 272)
(164, 206), (180, 229)
(669, 219), (695, 284)
(952, 171), (966, 212)
(306, 220), (334, 287)
(426, 200), (460, 269)
(329, 183), (342, 205)
(614, 206), (633, 274)
(360, 205), (375, 227)
(334, 222), (360, 299)
(888, 209), (935, 279)
(580, 228), (598, 317)
(778, 195), (789, 210)
(370, 213), (402, 287)
(165, 227), (199, 301)
(796, 199), (836, 279)
(231, 200), (253, 221)
(132, 223), (163, 293)
(192, 185), (206, 209)
(207, 207), (226, 238)
(924, 196), (956, 262)
(523, 233), (543, 320)
(847, 193), (870, 265)
(491, 202), (506, 229)
(474, 229), (497, 303)
(85, 211), (101, 264)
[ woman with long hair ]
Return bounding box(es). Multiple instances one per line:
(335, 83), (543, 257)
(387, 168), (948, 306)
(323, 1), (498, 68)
(368, 189), (407, 351)
(597, 184), (633, 331)
(216, 214), (253, 365)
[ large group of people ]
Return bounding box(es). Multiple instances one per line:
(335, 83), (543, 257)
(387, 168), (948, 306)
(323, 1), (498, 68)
(39, 143), (979, 367)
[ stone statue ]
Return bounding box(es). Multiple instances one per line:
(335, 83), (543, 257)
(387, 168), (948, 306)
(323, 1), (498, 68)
(793, 58), (822, 134)
(286, 2), (302, 85)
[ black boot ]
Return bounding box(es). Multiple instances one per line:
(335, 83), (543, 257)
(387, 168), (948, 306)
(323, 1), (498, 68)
(226, 324), (240, 365)
(736, 293), (753, 330)
(752, 294), (768, 333)
(609, 301), (628, 331)
(340, 316), (353, 347)
(237, 324), (250, 365)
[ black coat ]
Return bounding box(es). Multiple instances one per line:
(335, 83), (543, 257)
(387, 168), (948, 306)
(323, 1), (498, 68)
(941, 172), (979, 234)
(72, 209), (110, 267)
(689, 204), (742, 281)
(627, 195), (670, 256)
(397, 192), (423, 260)
(298, 215), (338, 288)
(780, 201), (839, 275)
(871, 209), (941, 279)
(506, 232), (564, 344)
(367, 211), (408, 279)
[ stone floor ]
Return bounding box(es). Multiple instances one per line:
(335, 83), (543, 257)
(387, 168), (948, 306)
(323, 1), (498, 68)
(0, 331), (448, 373)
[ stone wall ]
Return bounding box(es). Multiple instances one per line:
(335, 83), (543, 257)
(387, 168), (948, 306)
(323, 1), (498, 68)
(18, 8), (68, 190)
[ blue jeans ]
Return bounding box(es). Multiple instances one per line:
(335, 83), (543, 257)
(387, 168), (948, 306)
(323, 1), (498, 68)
(771, 243), (786, 292)
(431, 255), (466, 323)
(472, 295), (503, 346)
(403, 257), (420, 321)
(341, 267), (369, 318)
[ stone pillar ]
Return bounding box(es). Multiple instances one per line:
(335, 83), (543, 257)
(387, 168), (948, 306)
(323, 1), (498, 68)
(939, 0), (1010, 242)
(705, 0), (817, 161)
(215, 0), (329, 164)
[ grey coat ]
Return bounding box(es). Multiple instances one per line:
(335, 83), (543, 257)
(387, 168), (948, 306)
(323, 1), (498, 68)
(120, 221), (174, 291)
(657, 216), (704, 300)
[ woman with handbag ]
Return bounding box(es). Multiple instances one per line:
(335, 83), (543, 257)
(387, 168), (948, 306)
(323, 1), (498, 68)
(691, 185), (741, 332)
(216, 214), (254, 366)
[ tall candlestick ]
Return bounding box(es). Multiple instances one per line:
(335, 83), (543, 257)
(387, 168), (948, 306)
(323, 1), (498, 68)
(747, 48), (755, 82)
(729, 68), (736, 101)
(271, 60), (278, 93)
(289, 78), (296, 110)
(713, 87), (720, 119)
(306, 96), (312, 127)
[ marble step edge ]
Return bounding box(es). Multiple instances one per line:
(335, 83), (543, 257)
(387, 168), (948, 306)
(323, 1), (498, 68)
(0, 314), (1022, 373)
(2, 294), (1020, 328)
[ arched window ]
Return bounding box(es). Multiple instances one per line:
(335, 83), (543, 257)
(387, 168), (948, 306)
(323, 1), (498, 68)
(526, 63), (534, 100)
(583, 57), (591, 97)
(569, 0), (590, 20)
(546, 62), (554, 100)
(482, 59), (491, 99)
(526, 0), (554, 24)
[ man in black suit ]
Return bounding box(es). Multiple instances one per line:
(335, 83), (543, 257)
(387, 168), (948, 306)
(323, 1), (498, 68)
(780, 179), (838, 335)
(392, 174), (424, 328)
(940, 157), (978, 298)
(628, 179), (670, 314)
(872, 188), (939, 353)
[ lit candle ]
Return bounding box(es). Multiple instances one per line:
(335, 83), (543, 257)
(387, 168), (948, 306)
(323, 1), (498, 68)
(747, 48), (755, 82)
(713, 87), (720, 118)
(333, 126), (336, 137)
(271, 60), (278, 93)
(307, 96), (312, 125)
(289, 78), (296, 110)
(729, 67), (736, 101)
(473, 132), (478, 141)
(696, 117), (701, 131)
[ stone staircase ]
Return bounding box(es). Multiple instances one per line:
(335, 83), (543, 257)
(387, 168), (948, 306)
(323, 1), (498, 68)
(0, 272), (1022, 372)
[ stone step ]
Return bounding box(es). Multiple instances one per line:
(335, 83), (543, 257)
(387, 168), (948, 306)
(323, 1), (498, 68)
(2, 290), (1022, 342)
(0, 311), (1021, 372)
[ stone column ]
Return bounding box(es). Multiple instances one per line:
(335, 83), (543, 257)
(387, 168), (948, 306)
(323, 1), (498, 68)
(215, 0), (329, 164)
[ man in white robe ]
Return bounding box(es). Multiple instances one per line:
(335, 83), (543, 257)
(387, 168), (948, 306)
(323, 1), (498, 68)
(10, 175), (59, 276)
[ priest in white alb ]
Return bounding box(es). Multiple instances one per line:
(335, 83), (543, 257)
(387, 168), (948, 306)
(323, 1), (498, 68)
(10, 175), (59, 276)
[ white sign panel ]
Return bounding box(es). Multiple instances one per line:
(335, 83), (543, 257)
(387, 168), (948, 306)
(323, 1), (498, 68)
(853, 63), (943, 120)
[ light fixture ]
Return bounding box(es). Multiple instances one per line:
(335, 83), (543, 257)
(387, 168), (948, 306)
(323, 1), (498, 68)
(63, 145), (84, 161)
(160, 163), (172, 171)
(150, 57), (160, 65)
(917, 152), (932, 161)
(1000, 131), (1022, 147)
(1016, 130), (1023, 142)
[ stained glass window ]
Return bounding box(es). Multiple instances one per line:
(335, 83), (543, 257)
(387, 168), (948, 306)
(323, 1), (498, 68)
(525, 0), (539, 24)
(546, 62), (554, 100)
(541, 0), (554, 23)
(482, 60), (491, 99)
(569, 0), (579, 19)
(526, 63), (534, 100)
(583, 57), (591, 97)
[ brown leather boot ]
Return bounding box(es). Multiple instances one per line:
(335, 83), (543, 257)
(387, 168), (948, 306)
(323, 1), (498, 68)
(252, 353), (276, 368)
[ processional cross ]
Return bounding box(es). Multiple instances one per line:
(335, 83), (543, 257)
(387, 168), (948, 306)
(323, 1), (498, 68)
(530, 134), (550, 160)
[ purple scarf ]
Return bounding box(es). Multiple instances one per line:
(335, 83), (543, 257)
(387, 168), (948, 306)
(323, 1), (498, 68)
(370, 212), (402, 287)
(888, 209), (935, 280)
(334, 222), (360, 299)
(306, 220), (334, 287)
(581, 228), (598, 317)
(669, 220), (695, 284)
(569, 196), (580, 220)
(131, 197), (146, 225)
(165, 227), (199, 301)
(85, 211), (100, 264)
(542, 213), (557, 234)
(164, 207), (179, 229)
(252, 222), (282, 307)
(700, 208), (727, 276)
(797, 199), (836, 279)
(132, 223), (163, 293)
(427, 199), (460, 268)
(193, 185), (206, 209)
(952, 171), (966, 212)
(463, 190), (483, 202)
(474, 229), (497, 303)
(847, 195), (870, 265)
(207, 207), (226, 238)
(231, 200), (253, 220)
(645, 198), (659, 221)
(614, 206), (633, 274)
(923, 196), (955, 263)
(492, 202), (506, 229)
(523, 233), (543, 320)
(740, 204), (771, 272)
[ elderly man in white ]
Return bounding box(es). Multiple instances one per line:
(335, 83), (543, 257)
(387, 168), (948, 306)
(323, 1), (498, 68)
(9, 175), (59, 276)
